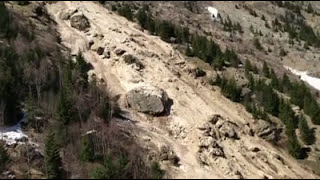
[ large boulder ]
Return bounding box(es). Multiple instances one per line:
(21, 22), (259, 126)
(126, 85), (169, 115)
(70, 13), (90, 31)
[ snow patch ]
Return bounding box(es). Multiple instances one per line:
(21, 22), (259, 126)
(0, 115), (28, 146)
(207, 6), (218, 19)
(284, 66), (320, 91)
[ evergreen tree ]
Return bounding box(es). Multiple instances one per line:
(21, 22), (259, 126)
(0, 143), (9, 172)
(262, 61), (270, 78)
(244, 59), (252, 76)
(307, 3), (314, 14)
(117, 151), (130, 179)
(136, 8), (147, 29)
(57, 87), (74, 125)
(282, 73), (291, 92)
(0, 2), (10, 35)
(45, 132), (63, 179)
(299, 115), (315, 145)
(117, 4), (133, 21)
(57, 61), (75, 125)
(286, 121), (304, 159)
(262, 84), (279, 116)
(151, 162), (165, 179)
(279, 99), (298, 127)
(80, 135), (95, 162)
(75, 52), (91, 83)
(270, 69), (281, 91)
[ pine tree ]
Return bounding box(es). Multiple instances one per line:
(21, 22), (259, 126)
(262, 61), (270, 78)
(136, 8), (147, 29)
(286, 121), (304, 159)
(0, 143), (9, 172)
(282, 73), (291, 92)
(45, 132), (63, 179)
(57, 88), (74, 125)
(117, 4), (133, 21)
(75, 52), (91, 83)
(307, 3), (314, 14)
(117, 151), (130, 179)
(57, 61), (75, 125)
(80, 135), (95, 162)
(245, 60), (252, 76)
(151, 162), (164, 179)
(0, 2), (10, 35)
(270, 69), (281, 91)
(299, 115), (315, 145)
(262, 84), (279, 116)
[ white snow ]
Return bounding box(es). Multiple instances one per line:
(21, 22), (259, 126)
(207, 6), (218, 19)
(0, 114), (28, 146)
(284, 66), (320, 91)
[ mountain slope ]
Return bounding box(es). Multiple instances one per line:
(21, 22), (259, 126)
(45, 1), (319, 178)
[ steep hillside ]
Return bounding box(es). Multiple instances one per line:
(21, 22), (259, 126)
(1, 1), (320, 179)
(46, 1), (319, 179)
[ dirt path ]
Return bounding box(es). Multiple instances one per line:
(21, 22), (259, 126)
(46, 1), (319, 179)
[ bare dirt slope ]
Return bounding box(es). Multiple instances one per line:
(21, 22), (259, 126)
(46, 1), (319, 179)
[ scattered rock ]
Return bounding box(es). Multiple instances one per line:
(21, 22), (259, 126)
(123, 54), (144, 70)
(70, 13), (90, 31)
(169, 37), (177, 43)
(114, 48), (126, 56)
(250, 147), (261, 152)
(126, 85), (169, 115)
(159, 145), (180, 166)
(97, 47), (105, 55)
(104, 50), (111, 58)
(88, 39), (94, 48)
(195, 68), (206, 78)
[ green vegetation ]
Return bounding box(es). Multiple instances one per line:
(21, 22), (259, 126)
(287, 123), (304, 159)
(117, 4), (133, 21)
(151, 162), (165, 179)
(299, 115), (315, 145)
(91, 152), (131, 179)
(221, 16), (243, 34)
(80, 135), (95, 162)
(0, 2), (10, 36)
(281, 10), (320, 48)
(113, 4), (241, 70)
(215, 75), (242, 102)
(0, 143), (9, 172)
(45, 132), (63, 179)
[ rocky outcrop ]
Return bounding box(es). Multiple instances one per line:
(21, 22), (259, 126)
(252, 120), (279, 142)
(198, 136), (225, 165)
(198, 114), (243, 165)
(61, 8), (78, 20)
(197, 115), (246, 165)
(126, 85), (169, 115)
(70, 13), (90, 31)
(199, 114), (241, 141)
(159, 145), (180, 166)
